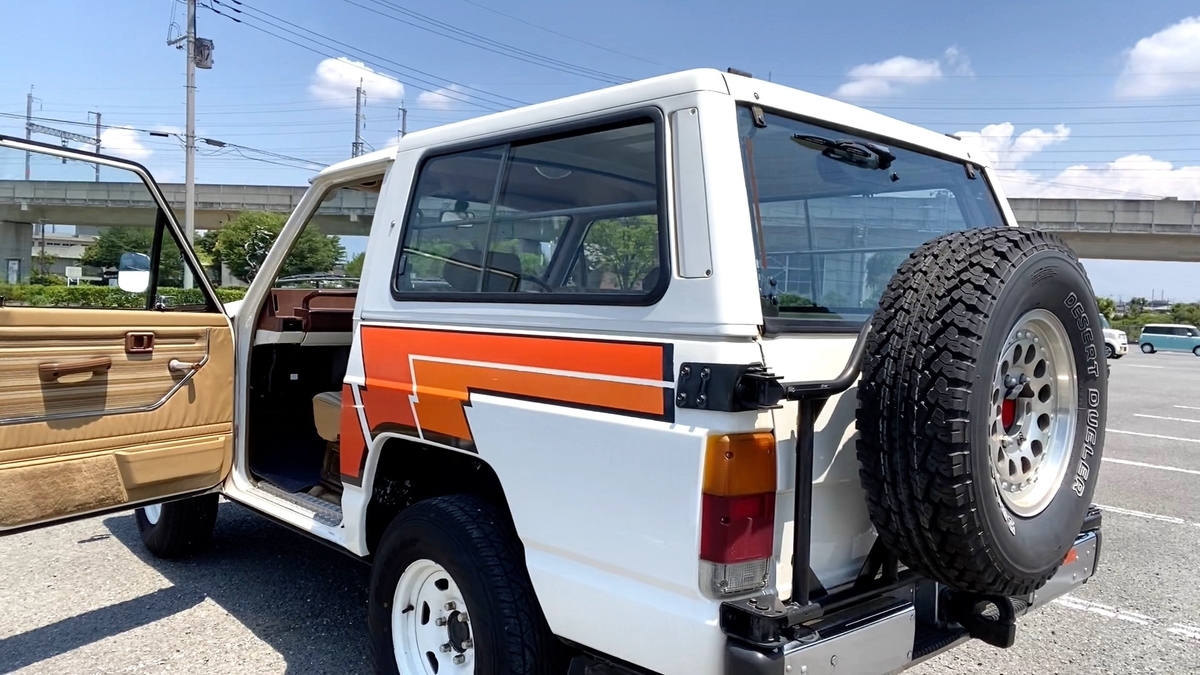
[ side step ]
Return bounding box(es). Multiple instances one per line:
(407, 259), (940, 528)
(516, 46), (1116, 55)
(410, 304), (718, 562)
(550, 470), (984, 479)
(256, 480), (343, 527)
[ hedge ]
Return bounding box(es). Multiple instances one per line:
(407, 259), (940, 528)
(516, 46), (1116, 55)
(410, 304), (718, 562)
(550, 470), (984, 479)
(0, 284), (247, 308)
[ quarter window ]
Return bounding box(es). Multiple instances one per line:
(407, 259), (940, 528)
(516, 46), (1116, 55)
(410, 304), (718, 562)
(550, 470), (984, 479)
(393, 117), (666, 301)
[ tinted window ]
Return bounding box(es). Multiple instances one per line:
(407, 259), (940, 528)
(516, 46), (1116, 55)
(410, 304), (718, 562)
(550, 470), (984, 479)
(1143, 326), (1166, 335)
(394, 118), (665, 301)
(737, 106), (1004, 330)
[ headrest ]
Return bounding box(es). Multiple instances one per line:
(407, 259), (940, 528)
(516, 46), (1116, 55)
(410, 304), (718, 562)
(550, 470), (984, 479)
(442, 249), (522, 292)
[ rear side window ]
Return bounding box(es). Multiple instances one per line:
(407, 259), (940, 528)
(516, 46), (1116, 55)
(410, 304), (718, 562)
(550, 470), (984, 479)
(1143, 326), (1165, 335)
(392, 115), (667, 304)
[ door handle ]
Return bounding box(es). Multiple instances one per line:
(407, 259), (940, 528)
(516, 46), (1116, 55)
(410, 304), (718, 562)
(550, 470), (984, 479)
(168, 358), (205, 374)
(39, 356), (112, 382)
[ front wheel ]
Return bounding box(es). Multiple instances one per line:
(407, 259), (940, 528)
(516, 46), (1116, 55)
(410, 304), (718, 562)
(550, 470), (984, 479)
(1142, 343), (1155, 354)
(1105, 344), (1115, 359)
(134, 493), (219, 558)
(368, 495), (563, 675)
(1193, 346), (1200, 357)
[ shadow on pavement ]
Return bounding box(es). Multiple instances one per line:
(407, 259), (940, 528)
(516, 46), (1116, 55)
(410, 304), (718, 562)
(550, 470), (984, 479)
(102, 501), (374, 674)
(0, 586), (207, 673)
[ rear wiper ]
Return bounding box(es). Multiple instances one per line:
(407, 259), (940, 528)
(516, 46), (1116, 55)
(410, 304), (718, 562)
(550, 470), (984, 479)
(792, 134), (895, 171)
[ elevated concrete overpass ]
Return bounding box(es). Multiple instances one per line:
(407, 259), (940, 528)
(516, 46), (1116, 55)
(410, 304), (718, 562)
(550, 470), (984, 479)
(1, 180), (1198, 267)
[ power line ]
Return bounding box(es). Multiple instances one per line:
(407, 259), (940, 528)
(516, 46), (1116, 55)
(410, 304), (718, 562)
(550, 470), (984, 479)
(211, 0), (520, 111)
(456, 0), (659, 66)
(341, 0), (628, 84)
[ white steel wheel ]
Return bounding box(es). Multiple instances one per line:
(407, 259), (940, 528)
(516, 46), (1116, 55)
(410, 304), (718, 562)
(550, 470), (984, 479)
(393, 559), (474, 674)
(988, 309), (1078, 518)
(142, 503), (162, 525)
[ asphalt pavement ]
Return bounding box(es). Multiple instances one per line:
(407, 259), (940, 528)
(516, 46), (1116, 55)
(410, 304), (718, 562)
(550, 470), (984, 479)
(1, 349), (1198, 674)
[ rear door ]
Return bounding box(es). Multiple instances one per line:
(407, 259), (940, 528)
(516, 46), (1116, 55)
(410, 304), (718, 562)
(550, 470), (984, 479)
(0, 135), (234, 532)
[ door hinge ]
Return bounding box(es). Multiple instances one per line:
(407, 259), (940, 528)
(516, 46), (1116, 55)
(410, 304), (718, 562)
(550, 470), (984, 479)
(675, 363), (784, 412)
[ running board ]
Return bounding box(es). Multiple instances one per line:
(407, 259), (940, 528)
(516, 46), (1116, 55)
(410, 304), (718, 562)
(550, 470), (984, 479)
(255, 481), (343, 527)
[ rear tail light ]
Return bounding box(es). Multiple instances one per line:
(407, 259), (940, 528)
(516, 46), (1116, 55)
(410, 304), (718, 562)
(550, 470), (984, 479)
(699, 432), (776, 595)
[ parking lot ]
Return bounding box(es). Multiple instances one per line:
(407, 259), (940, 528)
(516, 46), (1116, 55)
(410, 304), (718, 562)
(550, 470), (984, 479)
(1, 350), (1198, 674)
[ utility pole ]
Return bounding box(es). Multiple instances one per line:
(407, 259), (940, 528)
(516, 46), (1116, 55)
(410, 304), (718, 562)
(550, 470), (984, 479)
(25, 87), (33, 180)
(183, 0), (197, 289)
(399, 101), (407, 139)
(89, 111), (101, 181)
(352, 79), (366, 157)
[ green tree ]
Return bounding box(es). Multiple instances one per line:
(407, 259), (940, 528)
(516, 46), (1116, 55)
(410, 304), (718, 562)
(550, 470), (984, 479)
(1097, 296), (1116, 321)
(582, 216), (658, 290)
(214, 212), (344, 282)
(345, 251), (365, 278)
(1171, 303), (1200, 326)
(80, 226), (184, 286)
(1128, 296), (1148, 316)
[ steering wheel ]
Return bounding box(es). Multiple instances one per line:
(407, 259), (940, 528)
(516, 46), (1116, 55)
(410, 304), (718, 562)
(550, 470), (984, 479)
(518, 274), (554, 293)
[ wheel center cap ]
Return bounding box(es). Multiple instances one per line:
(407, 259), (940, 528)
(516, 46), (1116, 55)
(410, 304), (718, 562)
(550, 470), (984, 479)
(447, 610), (471, 653)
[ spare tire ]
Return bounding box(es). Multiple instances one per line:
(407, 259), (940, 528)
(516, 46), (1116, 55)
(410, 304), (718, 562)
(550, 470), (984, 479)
(856, 227), (1107, 597)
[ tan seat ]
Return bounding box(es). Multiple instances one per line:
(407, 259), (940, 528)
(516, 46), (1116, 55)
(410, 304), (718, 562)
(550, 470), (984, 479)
(312, 391), (342, 442)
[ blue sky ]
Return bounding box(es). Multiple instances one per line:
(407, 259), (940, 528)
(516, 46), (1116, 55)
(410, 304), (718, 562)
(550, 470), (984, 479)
(2, 0), (1199, 301)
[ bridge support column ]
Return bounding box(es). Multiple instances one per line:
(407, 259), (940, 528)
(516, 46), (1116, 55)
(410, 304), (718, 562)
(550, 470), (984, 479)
(0, 221), (33, 284)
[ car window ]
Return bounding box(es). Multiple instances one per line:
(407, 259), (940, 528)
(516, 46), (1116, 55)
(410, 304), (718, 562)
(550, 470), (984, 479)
(736, 105), (1004, 330)
(393, 116), (666, 301)
(0, 142), (211, 311)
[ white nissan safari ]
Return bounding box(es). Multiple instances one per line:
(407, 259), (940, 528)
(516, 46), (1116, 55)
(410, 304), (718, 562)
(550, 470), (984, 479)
(0, 68), (1106, 675)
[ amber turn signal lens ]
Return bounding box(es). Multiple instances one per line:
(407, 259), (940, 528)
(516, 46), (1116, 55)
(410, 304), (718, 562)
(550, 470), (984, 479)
(702, 432), (777, 497)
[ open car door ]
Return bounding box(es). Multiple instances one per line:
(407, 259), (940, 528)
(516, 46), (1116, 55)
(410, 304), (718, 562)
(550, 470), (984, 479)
(0, 135), (234, 533)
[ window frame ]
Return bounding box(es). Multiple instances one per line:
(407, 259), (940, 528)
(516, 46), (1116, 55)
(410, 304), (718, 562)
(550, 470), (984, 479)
(736, 103), (1008, 335)
(388, 107), (671, 307)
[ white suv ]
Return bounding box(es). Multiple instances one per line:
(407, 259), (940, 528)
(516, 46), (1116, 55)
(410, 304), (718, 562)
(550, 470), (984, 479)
(0, 68), (1108, 675)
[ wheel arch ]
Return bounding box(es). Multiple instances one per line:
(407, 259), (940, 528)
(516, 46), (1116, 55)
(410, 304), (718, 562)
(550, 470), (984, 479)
(360, 435), (520, 557)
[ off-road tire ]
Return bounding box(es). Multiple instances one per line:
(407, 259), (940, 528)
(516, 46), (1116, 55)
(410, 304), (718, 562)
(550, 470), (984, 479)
(368, 494), (563, 675)
(856, 227), (1107, 597)
(134, 493), (220, 558)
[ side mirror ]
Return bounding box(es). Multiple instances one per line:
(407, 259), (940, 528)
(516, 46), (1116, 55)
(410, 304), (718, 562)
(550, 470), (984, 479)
(117, 252), (151, 294)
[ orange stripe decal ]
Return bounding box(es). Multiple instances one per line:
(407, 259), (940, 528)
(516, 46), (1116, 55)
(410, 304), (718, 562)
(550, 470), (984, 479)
(341, 326), (673, 480)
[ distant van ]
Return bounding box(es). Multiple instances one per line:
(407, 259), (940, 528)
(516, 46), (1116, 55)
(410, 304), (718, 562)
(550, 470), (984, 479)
(1139, 323), (1200, 356)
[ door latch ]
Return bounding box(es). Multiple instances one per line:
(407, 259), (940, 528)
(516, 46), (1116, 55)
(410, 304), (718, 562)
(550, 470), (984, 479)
(125, 332), (155, 354)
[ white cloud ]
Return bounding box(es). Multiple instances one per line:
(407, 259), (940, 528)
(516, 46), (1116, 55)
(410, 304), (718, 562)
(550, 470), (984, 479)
(834, 47), (971, 98)
(952, 121), (1200, 200)
(1004, 155), (1200, 200)
(953, 122), (1071, 170)
(1115, 16), (1200, 97)
(417, 84), (469, 110)
(309, 57), (404, 103)
(99, 126), (152, 161)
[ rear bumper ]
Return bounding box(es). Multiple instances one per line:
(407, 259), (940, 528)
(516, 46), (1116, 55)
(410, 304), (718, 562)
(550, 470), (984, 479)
(724, 509), (1102, 675)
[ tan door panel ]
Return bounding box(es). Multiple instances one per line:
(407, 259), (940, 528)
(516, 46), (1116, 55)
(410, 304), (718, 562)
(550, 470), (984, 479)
(0, 308), (234, 531)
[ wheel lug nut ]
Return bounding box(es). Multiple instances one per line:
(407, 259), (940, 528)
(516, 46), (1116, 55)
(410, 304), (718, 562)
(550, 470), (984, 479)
(461, 639), (473, 649)
(440, 643), (453, 653)
(457, 612), (469, 623)
(435, 617), (448, 626)
(444, 602), (456, 611)
(453, 654), (466, 665)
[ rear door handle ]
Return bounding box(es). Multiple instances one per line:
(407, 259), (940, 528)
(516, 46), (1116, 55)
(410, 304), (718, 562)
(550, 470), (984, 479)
(39, 356), (112, 382)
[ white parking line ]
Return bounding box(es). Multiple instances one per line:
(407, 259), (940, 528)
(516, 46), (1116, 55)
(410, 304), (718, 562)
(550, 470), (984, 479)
(1168, 623), (1200, 641)
(1134, 414), (1200, 425)
(1095, 503), (1199, 527)
(1054, 597), (1152, 624)
(1127, 364), (1167, 369)
(1102, 457), (1200, 476)
(1109, 428), (1200, 444)
(1053, 596), (1200, 644)
(1175, 405), (1200, 411)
